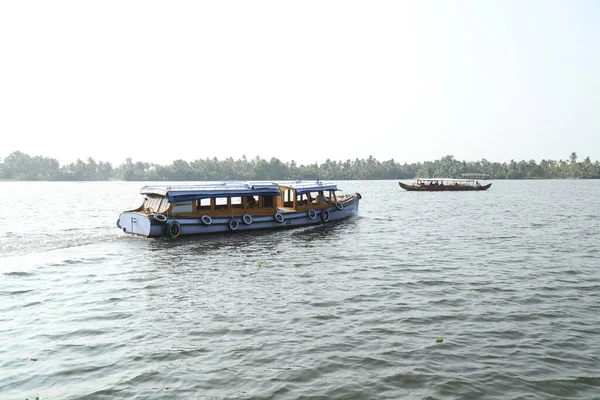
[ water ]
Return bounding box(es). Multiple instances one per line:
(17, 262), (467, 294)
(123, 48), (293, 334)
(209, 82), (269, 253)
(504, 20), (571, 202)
(1, 180), (599, 399)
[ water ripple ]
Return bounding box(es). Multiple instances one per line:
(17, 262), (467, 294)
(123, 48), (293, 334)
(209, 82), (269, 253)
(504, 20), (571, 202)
(1, 180), (600, 399)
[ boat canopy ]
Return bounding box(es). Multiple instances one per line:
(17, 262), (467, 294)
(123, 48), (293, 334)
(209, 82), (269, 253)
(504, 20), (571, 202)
(461, 173), (488, 179)
(278, 180), (338, 195)
(140, 181), (282, 202)
(415, 178), (483, 182)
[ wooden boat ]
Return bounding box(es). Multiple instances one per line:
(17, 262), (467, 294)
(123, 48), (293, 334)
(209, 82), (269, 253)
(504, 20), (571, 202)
(117, 180), (362, 238)
(399, 178), (492, 191)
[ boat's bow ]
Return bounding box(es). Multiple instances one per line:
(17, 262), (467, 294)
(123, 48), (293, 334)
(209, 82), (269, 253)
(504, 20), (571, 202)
(399, 182), (418, 191)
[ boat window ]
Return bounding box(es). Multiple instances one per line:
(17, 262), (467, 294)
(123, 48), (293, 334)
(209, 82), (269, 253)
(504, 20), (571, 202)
(196, 198), (211, 211)
(215, 197), (228, 210)
(262, 196), (275, 208)
(296, 193), (309, 207)
(310, 191), (327, 204)
(245, 196), (258, 209)
(172, 201), (193, 213)
(231, 196), (243, 209)
(283, 189), (294, 208)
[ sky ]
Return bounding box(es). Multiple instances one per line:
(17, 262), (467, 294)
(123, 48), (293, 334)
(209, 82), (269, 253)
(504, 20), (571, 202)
(1, 1), (599, 167)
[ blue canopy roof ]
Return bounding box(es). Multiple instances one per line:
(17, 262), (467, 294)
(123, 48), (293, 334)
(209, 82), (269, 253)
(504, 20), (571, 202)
(141, 181), (281, 202)
(278, 180), (338, 195)
(140, 180), (339, 202)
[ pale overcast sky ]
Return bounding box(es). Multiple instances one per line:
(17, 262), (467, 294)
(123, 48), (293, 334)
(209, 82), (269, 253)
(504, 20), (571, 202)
(1, 1), (599, 166)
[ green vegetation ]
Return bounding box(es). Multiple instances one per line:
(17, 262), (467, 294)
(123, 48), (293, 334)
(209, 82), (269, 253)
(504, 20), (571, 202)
(1, 151), (599, 181)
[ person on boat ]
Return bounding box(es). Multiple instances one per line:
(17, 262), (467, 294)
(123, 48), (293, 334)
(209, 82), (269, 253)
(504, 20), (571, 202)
(475, 181), (480, 187)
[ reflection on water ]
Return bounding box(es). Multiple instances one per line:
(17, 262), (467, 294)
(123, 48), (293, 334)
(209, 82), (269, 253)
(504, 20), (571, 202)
(142, 217), (356, 255)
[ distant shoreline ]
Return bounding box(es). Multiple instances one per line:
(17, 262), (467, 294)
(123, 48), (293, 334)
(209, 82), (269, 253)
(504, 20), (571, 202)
(1, 151), (599, 181)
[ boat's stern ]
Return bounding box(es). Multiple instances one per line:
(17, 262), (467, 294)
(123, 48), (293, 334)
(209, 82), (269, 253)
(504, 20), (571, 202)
(117, 212), (164, 238)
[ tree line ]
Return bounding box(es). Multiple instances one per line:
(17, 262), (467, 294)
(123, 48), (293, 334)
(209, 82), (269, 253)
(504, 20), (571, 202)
(1, 151), (599, 181)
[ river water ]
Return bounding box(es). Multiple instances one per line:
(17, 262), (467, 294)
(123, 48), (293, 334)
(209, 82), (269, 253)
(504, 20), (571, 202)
(1, 180), (599, 399)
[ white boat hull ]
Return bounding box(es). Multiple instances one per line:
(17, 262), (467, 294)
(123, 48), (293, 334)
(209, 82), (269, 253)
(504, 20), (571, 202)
(118, 195), (360, 238)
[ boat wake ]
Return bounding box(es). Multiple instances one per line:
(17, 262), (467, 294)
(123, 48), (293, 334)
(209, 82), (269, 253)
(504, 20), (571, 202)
(0, 229), (122, 257)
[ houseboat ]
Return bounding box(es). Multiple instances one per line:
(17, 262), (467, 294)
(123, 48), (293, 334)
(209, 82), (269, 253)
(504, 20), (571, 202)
(117, 180), (362, 238)
(399, 178), (492, 191)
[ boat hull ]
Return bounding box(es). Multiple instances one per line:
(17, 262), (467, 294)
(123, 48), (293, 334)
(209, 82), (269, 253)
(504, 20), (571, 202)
(399, 182), (491, 191)
(118, 194), (361, 238)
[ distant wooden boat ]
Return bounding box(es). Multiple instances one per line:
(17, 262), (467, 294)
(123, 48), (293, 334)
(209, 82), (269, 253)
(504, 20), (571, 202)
(399, 178), (492, 191)
(118, 180), (361, 238)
